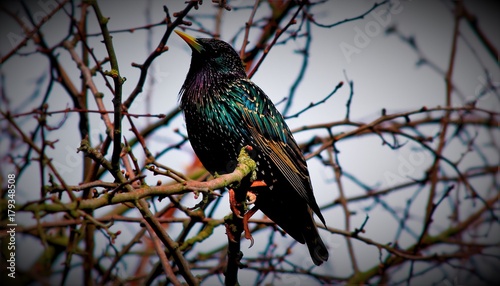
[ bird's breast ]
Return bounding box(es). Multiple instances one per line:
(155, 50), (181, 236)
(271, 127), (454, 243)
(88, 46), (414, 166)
(183, 102), (246, 175)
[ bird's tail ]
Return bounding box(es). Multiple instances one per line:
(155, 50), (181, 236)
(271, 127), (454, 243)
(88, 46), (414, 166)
(303, 219), (329, 266)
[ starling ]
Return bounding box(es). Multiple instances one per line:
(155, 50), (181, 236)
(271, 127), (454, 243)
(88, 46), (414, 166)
(175, 30), (329, 265)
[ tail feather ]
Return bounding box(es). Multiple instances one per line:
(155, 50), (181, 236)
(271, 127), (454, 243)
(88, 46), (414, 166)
(254, 189), (329, 265)
(303, 220), (329, 266)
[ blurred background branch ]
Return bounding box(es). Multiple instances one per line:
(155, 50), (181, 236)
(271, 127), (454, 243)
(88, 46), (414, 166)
(0, 0), (498, 285)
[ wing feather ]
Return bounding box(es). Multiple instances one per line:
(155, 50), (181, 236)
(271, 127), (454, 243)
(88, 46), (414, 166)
(228, 79), (324, 223)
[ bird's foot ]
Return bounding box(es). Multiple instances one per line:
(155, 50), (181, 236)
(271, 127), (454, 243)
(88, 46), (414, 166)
(243, 207), (258, 248)
(246, 180), (265, 205)
(228, 181), (265, 247)
(228, 188), (243, 219)
(229, 181), (266, 217)
(246, 191), (257, 205)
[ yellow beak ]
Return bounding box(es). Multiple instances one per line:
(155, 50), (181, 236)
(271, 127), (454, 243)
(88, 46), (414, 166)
(175, 30), (204, 53)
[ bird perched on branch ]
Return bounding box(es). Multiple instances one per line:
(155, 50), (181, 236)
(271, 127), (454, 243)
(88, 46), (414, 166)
(175, 30), (328, 265)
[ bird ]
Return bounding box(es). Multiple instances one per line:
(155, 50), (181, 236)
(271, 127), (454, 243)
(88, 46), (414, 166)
(175, 30), (329, 266)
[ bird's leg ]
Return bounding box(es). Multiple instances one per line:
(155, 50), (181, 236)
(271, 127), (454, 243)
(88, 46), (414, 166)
(228, 180), (266, 245)
(241, 180), (266, 247)
(229, 179), (266, 217)
(243, 207), (258, 248)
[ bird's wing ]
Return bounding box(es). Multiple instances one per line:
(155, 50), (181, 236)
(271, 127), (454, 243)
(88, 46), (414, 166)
(229, 79), (324, 222)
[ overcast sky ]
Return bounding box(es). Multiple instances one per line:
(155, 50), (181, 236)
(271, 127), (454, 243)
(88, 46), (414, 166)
(1, 1), (499, 284)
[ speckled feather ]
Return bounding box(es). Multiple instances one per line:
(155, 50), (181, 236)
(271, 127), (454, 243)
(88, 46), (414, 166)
(178, 35), (329, 265)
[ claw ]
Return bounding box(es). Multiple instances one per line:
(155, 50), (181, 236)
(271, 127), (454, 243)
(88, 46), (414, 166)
(243, 207), (258, 248)
(228, 181), (264, 247)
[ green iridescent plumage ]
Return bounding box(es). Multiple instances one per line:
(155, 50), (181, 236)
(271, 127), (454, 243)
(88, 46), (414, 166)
(176, 30), (328, 265)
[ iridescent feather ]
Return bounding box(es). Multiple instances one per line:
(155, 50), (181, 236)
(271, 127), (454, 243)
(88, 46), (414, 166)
(177, 31), (328, 265)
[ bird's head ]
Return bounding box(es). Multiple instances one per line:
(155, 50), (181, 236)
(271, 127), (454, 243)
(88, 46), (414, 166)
(175, 30), (247, 81)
